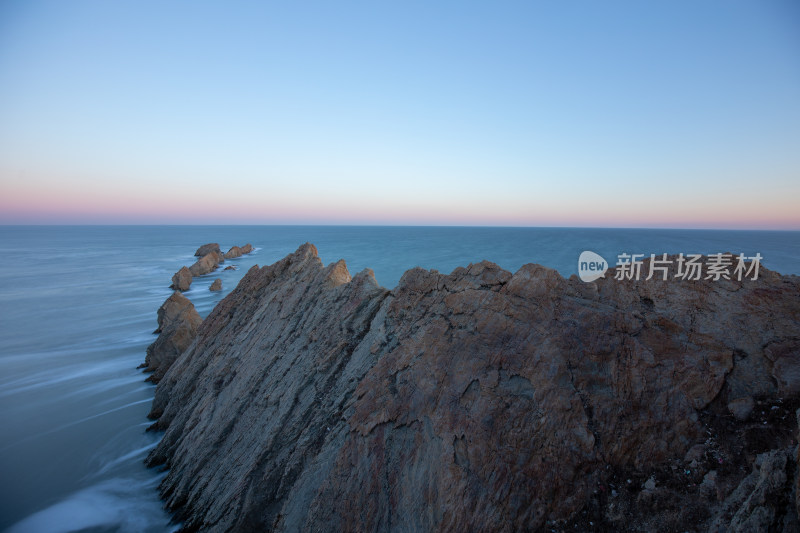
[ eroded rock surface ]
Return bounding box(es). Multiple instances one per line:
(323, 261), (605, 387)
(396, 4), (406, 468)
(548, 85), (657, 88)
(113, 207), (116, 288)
(189, 251), (223, 277)
(171, 266), (192, 291)
(195, 243), (221, 257)
(209, 279), (222, 291)
(224, 243), (253, 259)
(146, 246), (800, 532)
(142, 292), (202, 384)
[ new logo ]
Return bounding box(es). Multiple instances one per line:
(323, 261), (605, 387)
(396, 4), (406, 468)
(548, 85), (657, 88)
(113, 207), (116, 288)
(578, 251), (608, 282)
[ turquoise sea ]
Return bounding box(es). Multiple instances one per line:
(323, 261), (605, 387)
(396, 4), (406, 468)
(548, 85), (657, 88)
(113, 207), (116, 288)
(1, 226), (798, 532)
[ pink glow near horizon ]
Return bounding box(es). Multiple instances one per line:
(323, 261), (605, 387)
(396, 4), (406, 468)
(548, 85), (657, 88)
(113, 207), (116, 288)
(2, 186), (798, 229)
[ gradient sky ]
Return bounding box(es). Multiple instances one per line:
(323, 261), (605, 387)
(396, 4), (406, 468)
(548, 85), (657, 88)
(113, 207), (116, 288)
(1, 1), (798, 227)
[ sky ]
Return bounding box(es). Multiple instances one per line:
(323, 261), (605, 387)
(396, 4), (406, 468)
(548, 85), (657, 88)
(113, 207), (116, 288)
(0, 1), (798, 228)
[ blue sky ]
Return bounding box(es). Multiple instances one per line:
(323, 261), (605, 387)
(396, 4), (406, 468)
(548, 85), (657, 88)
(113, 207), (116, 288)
(1, 1), (798, 227)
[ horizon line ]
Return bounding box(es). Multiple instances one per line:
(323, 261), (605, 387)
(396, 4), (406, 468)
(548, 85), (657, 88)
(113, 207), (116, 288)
(1, 223), (799, 232)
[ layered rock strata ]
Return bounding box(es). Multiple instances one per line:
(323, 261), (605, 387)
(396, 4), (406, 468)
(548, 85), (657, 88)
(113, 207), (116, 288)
(146, 244), (800, 531)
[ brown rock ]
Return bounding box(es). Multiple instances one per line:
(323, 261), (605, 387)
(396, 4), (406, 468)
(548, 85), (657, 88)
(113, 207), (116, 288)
(209, 279), (222, 291)
(145, 246), (800, 532)
(142, 292), (202, 384)
(170, 266), (192, 291)
(189, 251), (223, 277)
(224, 244), (254, 259)
(224, 246), (242, 259)
(194, 243), (220, 257)
(223, 265), (237, 271)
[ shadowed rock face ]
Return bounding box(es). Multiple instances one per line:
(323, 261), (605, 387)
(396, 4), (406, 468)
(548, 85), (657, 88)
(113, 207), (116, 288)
(146, 245), (800, 532)
(143, 292), (202, 384)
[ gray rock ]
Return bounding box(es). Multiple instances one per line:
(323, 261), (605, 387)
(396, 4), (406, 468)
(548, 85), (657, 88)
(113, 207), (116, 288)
(728, 396), (755, 421)
(708, 448), (795, 532)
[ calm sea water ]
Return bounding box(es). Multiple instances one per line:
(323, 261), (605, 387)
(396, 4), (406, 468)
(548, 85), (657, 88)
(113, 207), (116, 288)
(0, 225), (798, 532)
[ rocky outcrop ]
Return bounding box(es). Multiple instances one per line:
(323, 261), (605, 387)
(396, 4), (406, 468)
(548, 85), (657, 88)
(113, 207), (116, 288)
(708, 446), (798, 532)
(146, 245), (800, 532)
(224, 244), (254, 259)
(194, 243), (220, 257)
(170, 266), (192, 291)
(209, 279), (222, 291)
(223, 246), (243, 259)
(189, 251), (223, 277)
(142, 292), (202, 384)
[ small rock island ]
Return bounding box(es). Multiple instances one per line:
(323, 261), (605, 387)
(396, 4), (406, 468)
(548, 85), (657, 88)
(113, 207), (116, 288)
(169, 242), (253, 292)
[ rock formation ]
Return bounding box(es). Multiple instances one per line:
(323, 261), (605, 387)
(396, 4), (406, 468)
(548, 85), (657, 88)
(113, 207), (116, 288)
(146, 244), (800, 532)
(142, 292), (202, 384)
(189, 251), (224, 277)
(224, 244), (254, 259)
(209, 279), (222, 291)
(195, 243), (221, 257)
(170, 266), (192, 291)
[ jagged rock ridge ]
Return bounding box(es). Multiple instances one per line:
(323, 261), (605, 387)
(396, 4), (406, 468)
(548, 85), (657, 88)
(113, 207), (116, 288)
(147, 244), (800, 532)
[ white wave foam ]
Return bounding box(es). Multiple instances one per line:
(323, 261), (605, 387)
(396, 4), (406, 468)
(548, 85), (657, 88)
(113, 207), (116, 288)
(6, 477), (178, 533)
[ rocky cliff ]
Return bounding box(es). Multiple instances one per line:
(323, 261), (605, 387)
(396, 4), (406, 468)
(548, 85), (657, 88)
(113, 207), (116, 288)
(146, 244), (800, 532)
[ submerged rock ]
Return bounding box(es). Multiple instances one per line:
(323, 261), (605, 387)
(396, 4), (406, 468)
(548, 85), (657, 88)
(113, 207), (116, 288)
(146, 245), (800, 532)
(142, 292), (202, 384)
(209, 279), (222, 291)
(170, 266), (192, 291)
(194, 243), (220, 257)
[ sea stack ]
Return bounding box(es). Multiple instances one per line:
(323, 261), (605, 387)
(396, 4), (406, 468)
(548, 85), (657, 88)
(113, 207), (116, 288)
(142, 291), (202, 384)
(170, 266), (192, 291)
(194, 243), (221, 257)
(189, 251), (224, 277)
(146, 244), (800, 531)
(224, 243), (254, 259)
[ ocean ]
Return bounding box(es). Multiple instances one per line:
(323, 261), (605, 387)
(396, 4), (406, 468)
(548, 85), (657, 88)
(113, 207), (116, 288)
(0, 225), (798, 532)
